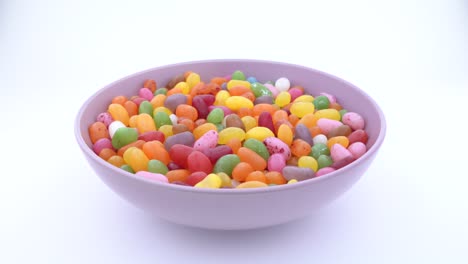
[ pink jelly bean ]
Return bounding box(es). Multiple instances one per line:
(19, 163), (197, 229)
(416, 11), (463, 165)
(319, 92), (337, 104)
(267, 153), (286, 172)
(96, 112), (113, 127)
(288, 88), (304, 101)
(136, 171), (169, 183)
(348, 142), (367, 159)
(317, 118), (343, 135)
(331, 144), (355, 169)
(92, 138), (113, 154)
(264, 83), (280, 97)
(132, 97), (146, 106)
(342, 112), (365, 130)
(348, 129), (368, 144)
(316, 167), (336, 177)
(193, 130), (218, 151)
(139, 88), (154, 101)
(264, 137), (292, 160)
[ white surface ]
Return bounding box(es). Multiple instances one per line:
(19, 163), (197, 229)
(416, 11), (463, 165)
(1, 0), (467, 263)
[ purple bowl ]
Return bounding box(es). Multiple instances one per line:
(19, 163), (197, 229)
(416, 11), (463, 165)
(75, 59), (386, 230)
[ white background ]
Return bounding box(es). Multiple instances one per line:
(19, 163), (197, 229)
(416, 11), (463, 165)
(1, 0), (468, 263)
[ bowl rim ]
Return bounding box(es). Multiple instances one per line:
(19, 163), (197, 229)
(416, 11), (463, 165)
(75, 59), (386, 194)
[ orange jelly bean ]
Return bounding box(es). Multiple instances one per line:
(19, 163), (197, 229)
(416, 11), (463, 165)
(232, 162), (255, 182)
(175, 104), (198, 121)
(166, 169), (191, 183)
(245, 171), (267, 183)
(237, 147), (267, 171)
(142, 141), (170, 165)
(265, 171), (287, 185)
(291, 139), (312, 157)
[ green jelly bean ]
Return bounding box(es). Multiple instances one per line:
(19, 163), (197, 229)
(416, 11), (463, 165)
(251, 82), (273, 97)
(147, 159), (169, 174)
(207, 108), (224, 124)
(213, 154), (240, 176)
(243, 138), (270, 161)
(154, 88), (167, 95)
(339, 109), (348, 121)
(317, 155), (333, 169)
(121, 164), (135, 173)
(313, 95), (330, 110)
(112, 127), (138, 149)
(154, 111), (172, 129)
(311, 143), (330, 159)
(139, 101), (153, 116)
(231, 70), (246, 81)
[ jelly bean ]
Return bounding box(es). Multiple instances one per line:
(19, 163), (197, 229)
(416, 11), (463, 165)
(254, 95), (274, 105)
(99, 148), (117, 161)
(139, 88), (154, 101)
(154, 88), (167, 95)
(243, 138), (270, 161)
(139, 101), (154, 117)
(166, 169), (191, 183)
(238, 107), (254, 117)
(264, 83), (280, 97)
(290, 102), (315, 118)
(136, 171), (169, 183)
(314, 109), (340, 121)
(193, 123), (217, 139)
(241, 116), (257, 131)
(186, 171), (208, 186)
(317, 155), (333, 169)
(117, 140), (145, 156)
(291, 139), (311, 157)
(176, 104), (198, 121)
(211, 77), (227, 86)
(170, 113), (179, 125)
(96, 112), (113, 127)
(164, 94), (187, 113)
(158, 125), (173, 138)
(263, 136), (292, 160)
(174, 81), (190, 94)
(348, 142), (367, 159)
(258, 112), (275, 133)
(178, 118), (194, 131)
(348, 129), (368, 144)
(275, 91), (291, 107)
(150, 94), (166, 109)
(309, 126), (322, 138)
(165, 131), (195, 150)
(293, 95), (314, 103)
(187, 151), (213, 174)
(246, 127), (275, 141)
(93, 138), (113, 154)
(213, 154), (241, 176)
(132, 97), (146, 107)
(217, 172), (232, 187)
(251, 82), (272, 97)
(282, 166), (315, 181)
(231, 70), (246, 81)
(195, 173), (222, 188)
(123, 100), (138, 117)
(186, 72), (201, 89)
(311, 143), (330, 159)
(253, 104), (277, 116)
(246, 76), (257, 83)
(201, 145), (233, 164)
(138, 131), (165, 142)
(108, 103), (130, 126)
(288, 87), (303, 101)
(227, 80), (251, 90)
(148, 159), (169, 174)
(265, 171), (286, 185)
(317, 118), (343, 135)
(123, 147), (149, 172)
(226, 138), (242, 154)
(111, 127), (138, 149)
(194, 130), (218, 151)
(229, 86), (251, 97)
(313, 134), (328, 145)
(89, 122), (109, 144)
(194, 82), (220, 96)
(143, 79), (157, 92)
(295, 124), (314, 146)
(330, 102), (343, 111)
(316, 167), (336, 177)
(275, 77), (290, 92)
(236, 181), (268, 189)
(121, 164), (135, 173)
(237, 147), (267, 171)
(128, 115), (138, 128)
(214, 90), (230, 106)
(225, 96), (254, 111)
(287, 179), (298, 184)
(136, 113), (156, 134)
(298, 156), (318, 172)
(209, 105), (233, 117)
(327, 136), (350, 149)
(169, 144), (194, 168)
(198, 94), (216, 106)
(339, 109), (348, 121)
(313, 95), (330, 110)
(232, 162), (254, 182)
(107, 155), (125, 167)
(154, 111), (172, 129)
(342, 112), (365, 130)
(267, 153), (286, 172)
(166, 74), (185, 89)
(167, 162), (182, 171)
(277, 124), (293, 146)
(143, 141), (170, 165)
(245, 171), (267, 183)
(330, 144), (355, 169)
(112, 95), (127, 105)
(207, 108), (224, 124)
(192, 95), (209, 119)
(218, 127), (245, 145)
(224, 114), (245, 130)
(153, 106), (172, 116)
(319, 92), (337, 104)
(328, 125), (352, 138)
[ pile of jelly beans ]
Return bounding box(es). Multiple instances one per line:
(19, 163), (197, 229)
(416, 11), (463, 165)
(88, 70), (369, 189)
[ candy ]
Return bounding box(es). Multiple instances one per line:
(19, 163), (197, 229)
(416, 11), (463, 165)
(251, 82), (272, 97)
(243, 138), (270, 161)
(291, 139), (311, 157)
(328, 125), (352, 138)
(258, 112), (275, 133)
(298, 156), (318, 172)
(277, 124), (293, 146)
(348, 142), (367, 159)
(148, 159), (169, 174)
(111, 127), (138, 149)
(290, 102), (315, 118)
(267, 153), (286, 172)
(123, 147), (149, 172)
(207, 108), (224, 124)
(294, 124), (314, 146)
(282, 166), (315, 181)
(164, 94), (187, 113)
(213, 154), (241, 176)
(165, 131), (195, 150)
(236, 181), (268, 189)
(313, 134), (328, 145)
(89, 122), (109, 144)
(194, 130), (218, 151)
(317, 155), (333, 169)
(330, 144), (355, 169)
(246, 127), (275, 141)
(327, 136), (350, 149)
(313, 95), (330, 110)
(231, 70), (246, 81)
(136, 171), (168, 183)
(92, 138), (113, 154)
(275, 77), (290, 92)
(225, 96), (254, 111)
(201, 145), (233, 164)
(275, 91), (291, 107)
(237, 147), (267, 171)
(108, 103), (130, 126)
(342, 112), (365, 130)
(311, 143), (330, 159)
(153, 112), (172, 129)
(96, 112), (113, 127)
(232, 162), (255, 182)
(317, 118), (342, 135)
(348, 129), (368, 144)
(224, 114), (245, 130)
(187, 151), (213, 174)
(245, 171), (267, 183)
(186, 171), (208, 186)
(265, 171), (286, 185)
(264, 136), (291, 160)
(316, 167), (336, 177)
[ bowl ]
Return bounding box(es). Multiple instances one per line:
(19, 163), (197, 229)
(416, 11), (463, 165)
(75, 59), (386, 230)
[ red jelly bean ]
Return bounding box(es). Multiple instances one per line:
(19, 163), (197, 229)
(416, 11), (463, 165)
(169, 144), (195, 169)
(201, 145), (233, 164)
(187, 151), (213, 174)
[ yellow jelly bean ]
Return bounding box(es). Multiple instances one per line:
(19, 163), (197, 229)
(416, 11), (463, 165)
(277, 124), (293, 146)
(314, 109), (341, 121)
(153, 106), (172, 116)
(214, 90), (230, 106)
(108, 103), (130, 126)
(174, 81), (190, 94)
(298, 156), (318, 172)
(128, 115), (138, 128)
(217, 172), (232, 188)
(275, 91), (291, 107)
(193, 123), (218, 139)
(241, 116), (257, 131)
(293, 95), (314, 103)
(136, 113), (156, 134)
(245, 127), (275, 141)
(159, 125), (173, 138)
(123, 147), (149, 172)
(194, 173), (222, 188)
(186, 72), (201, 89)
(225, 96), (254, 111)
(287, 179), (298, 184)
(107, 155), (125, 167)
(218, 127), (246, 144)
(327, 136), (350, 149)
(236, 181), (268, 189)
(290, 102), (315, 118)
(227, 80), (251, 90)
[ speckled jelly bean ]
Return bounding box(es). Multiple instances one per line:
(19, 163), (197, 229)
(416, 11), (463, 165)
(264, 137), (291, 160)
(342, 112), (365, 130)
(96, 112), (113, 127)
